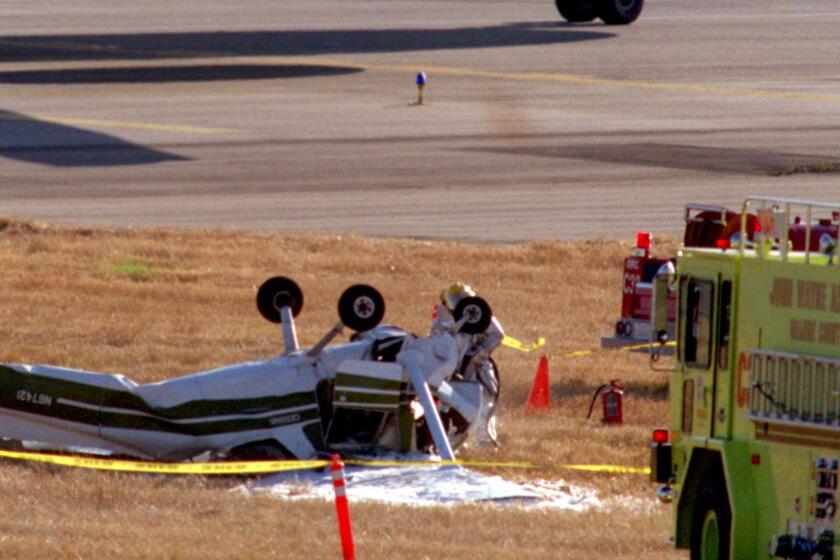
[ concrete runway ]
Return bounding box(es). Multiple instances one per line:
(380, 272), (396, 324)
(2, 0), (840, 241)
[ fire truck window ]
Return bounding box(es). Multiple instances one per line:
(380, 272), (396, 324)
(677, 276), (688, 363)
(717, 281), (732, 371)
(684, 279), (714, 369)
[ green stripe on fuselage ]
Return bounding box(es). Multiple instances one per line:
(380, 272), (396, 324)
(0, 365), (319, 435)
(97, 406), (321, 436)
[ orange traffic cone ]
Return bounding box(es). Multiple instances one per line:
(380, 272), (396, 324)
(525, 355), (552, 412)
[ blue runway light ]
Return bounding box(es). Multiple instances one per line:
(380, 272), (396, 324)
(415, 72), (427, 105)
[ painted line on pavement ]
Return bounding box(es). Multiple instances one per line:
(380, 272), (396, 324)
(254, 55), (840, 105)
(0, 112), (240, 135)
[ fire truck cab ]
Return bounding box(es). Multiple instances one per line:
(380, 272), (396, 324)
(650, 196), (839, 560)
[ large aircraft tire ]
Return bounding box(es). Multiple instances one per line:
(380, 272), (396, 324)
(690, 478), (732, 560)
(598, 0), (644, 25)
(555, 0), (598, 23)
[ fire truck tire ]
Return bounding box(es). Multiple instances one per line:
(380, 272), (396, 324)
(598, 0), (643, 25)
(555, 0), (598, 22)
(690, 482), (731, 560)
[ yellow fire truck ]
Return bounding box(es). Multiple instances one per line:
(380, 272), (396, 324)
(649, 196), (838, 560)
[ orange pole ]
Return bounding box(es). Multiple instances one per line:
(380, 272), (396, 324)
(331, 454), (355, 560)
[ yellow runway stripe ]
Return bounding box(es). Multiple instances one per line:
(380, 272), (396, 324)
(0, 112), (240, 135)
(256, 55), (840, 105)
(0, 38), (228, 60)
(363, 61), (840, 104)
(0, 449), (648, 476)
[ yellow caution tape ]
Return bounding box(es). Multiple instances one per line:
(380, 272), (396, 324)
(502, 336), (546, 353)
(563, 464), (651, 475)
(0, 449), (328, 475)
(502, 335), (676, 358)
(347, 459), (649, 475)
(555, 340), (676, 359)
(0, 448), (648, 476)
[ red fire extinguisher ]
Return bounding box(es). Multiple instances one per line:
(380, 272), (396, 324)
(586, 379), (624, 425)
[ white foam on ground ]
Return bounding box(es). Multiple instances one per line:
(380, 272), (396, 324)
(246, 462), (601, 510)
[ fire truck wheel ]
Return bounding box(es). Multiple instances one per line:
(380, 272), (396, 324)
(338, 284), (386, 332)
(598, 0), (643, 25)
(555, 0), (598, 22)
(690, 482), (731, 560)
(256, 276), (304, 323)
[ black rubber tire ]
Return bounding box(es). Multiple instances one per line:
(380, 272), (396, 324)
(690, 479), (732, 560)
(453, 296), (493, 334)
(256, 276), (304, 324)
(338, 284), (385, 332)
(598, 0), (643, 25)
(555, 0), (598, 22)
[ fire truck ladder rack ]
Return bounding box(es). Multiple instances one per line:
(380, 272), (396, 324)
(739, 196), (840, 263)
(747, 348), (840, 437)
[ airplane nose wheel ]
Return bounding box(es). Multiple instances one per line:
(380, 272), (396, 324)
(338, 284), (385, 332)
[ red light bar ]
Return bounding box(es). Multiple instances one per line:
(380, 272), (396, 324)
(652, 428), (669, 444)
(636, 231), (652, 251)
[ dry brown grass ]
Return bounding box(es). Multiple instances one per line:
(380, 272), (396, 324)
(0, 217), (683, 559)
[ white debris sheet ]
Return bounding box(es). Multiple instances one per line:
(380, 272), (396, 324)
(246, 463), (601, 510)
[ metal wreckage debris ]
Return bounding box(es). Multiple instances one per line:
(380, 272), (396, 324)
(0, 277), (504, 462)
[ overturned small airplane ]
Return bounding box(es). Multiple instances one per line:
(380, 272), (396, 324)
(0, 277), (502, 461)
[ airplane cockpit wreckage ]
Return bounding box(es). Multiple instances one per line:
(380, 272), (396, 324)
(0, 277), (503, 462)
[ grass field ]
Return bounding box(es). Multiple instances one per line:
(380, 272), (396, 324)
(0, 217), (684, 559)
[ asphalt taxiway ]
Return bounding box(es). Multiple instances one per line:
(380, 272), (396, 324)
(2, 0), (840, 241)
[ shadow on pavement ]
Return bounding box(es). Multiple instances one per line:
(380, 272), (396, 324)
(0, 64), (363, 84)
(0, 24), (614, 62)
(0, 110), (187, 167)
(471, 143), (840, 176)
